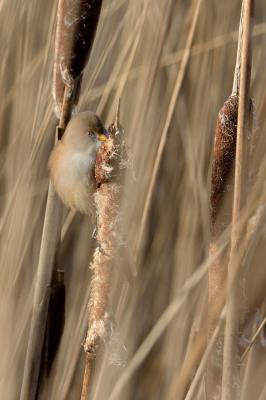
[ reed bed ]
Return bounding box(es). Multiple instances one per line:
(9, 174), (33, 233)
(1, 0), (266, 399)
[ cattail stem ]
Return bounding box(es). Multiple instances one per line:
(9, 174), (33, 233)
(20, 79), (74, 400)
(222, 1), (254, 399)
(81, 354), (93, 400)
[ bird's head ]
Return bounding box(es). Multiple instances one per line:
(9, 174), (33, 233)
(63, 111), (108, 155)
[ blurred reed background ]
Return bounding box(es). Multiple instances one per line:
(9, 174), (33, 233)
(1, 0), (266, 399)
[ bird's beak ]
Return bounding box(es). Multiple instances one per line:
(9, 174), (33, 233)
(98, 127), (109, 141)
(98, 134), (107, 141)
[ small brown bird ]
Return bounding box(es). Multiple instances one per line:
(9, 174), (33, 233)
(48, 111), (108, 214)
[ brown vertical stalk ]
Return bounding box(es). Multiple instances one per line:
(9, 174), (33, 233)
(19, 84), (74, 400)
(207, 2), (254, 398)
(222, 1), (254, 399)
(36, 271), (66, 399)
(81, 354), (94, 400)
(232, 2), (244, 96)
(183, 185), (266, 399)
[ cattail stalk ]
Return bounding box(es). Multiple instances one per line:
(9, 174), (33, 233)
(221, 1), (254, 399)
(172, 189), (266, 399)
(19, 85), (72, 400)
(207, 1), (254, 397)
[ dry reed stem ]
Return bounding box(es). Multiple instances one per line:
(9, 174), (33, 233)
(114, 97), (120, 130)
(19, 286), (51, 400)
(205, 11), (242, 395)
(78, 5), (132, 111)
(232, 2), (244, 95)
(108, 256), (210, 400)
(175, 168), (264, 398)
(258, 375), (266, 400)
(20, 81), (75, 400)
(0, 104), (53, 236)
(4, 1), (266, 399)
(241, 314), (266, 362)
(125, 0), (172, 183)
(222, 1), (254, 399)
(76, 22), (266, 107)
(36, 270), (66, 399)
(136, 0), (202, 258)
(207, 91), (256, 400)
(71, 22), (266, 115)
(96, 0), (152, 120)
(29, 0), (58, 145)
(58, 22), (266, 248)
(81, 353), (94, 400)
(184, 207), (264, 399)
(185, 308), (226, 400)
(160, 22), (266, 68)
(173, 191), (266, 400)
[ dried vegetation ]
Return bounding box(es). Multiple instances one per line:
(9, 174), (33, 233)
(1, 0), (266, 399)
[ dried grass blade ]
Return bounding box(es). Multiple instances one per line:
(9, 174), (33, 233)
(136, 0), (202, 258)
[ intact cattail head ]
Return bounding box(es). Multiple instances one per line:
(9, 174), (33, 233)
(53, 0), (103, 117)
(210, 95), (239, 236)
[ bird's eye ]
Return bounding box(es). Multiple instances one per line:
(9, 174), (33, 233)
(87, 132), (94, 137)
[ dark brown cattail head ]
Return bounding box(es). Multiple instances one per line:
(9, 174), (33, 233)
(53, 0), (103, 117)
(210, 95), (239, 237)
